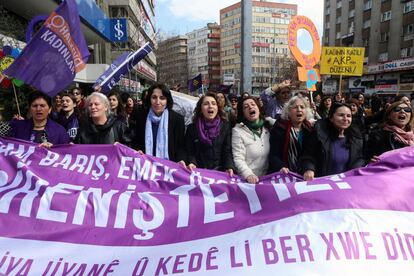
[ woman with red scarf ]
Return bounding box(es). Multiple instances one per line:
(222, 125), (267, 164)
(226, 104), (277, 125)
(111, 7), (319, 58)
(268, 95), (314, 175)
(366, 100), (414, 162)
(183, 93), (234, 175)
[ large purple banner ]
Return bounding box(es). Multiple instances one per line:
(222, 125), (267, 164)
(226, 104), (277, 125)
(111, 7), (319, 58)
(4, 0), (89, 96)
(1, 137), (414, 275)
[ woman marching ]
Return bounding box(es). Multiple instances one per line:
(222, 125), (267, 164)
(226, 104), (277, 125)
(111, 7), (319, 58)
(133, 83), (185, 162)
(75, 92), (130, 145)
(183, 93), (234, 174)
(366, 100), (414, 162)
(300, 102), (365, 180)
(268, 95), (314, 174)
(232, 96), (271, 184)
(56, 92), (80, 142)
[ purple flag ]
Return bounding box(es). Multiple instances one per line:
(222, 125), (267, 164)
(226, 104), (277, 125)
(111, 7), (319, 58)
(2, 136), (414, 274)
(4, 0), (89, 96)
(94, 42), (152, 93)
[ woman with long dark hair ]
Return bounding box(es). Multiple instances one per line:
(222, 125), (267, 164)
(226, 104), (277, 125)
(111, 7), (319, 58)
(108, 91), (127, 124)
(318, 96), (333, 120)
(300, 102), (365, 180)
(232, 96), (271, 183)
(133, 83), (185, 162)
(183, 92), (234, 174)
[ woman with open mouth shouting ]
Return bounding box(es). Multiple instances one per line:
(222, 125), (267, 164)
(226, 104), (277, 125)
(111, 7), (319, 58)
(267, 95), (314, 175)
(366, 100), (414, 163)
(183, 93), (235, 175)
(232, 96), (272, 184)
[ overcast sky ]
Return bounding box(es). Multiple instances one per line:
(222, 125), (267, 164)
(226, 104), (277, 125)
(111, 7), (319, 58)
(155, 0), (324, 52)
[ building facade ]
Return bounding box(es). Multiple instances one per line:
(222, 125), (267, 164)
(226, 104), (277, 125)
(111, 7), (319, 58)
(323, 0), (414, 95)
(186, 23), (221, 91)
(220, 1), (297, 94)
(156, 35), (188, 90)
(107, 0), (157, 92)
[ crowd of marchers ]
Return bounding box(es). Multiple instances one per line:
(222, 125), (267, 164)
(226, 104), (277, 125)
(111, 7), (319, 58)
(1, 82), (413, 183)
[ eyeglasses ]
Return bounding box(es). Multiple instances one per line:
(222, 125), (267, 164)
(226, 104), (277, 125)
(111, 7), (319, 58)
(72, 92), (80, 96)
(392, 106), (412, 113)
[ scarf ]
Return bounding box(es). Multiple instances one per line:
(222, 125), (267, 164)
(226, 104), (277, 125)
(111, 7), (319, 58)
(145, 108), (169, 159)
(383, 124), (414, 146)
(197, 117), (221, 145)
(243, 119), (264, 139)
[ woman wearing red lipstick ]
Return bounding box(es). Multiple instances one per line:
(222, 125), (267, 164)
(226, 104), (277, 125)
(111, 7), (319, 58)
(183, 93), (234, 175)
(232, 96), (271, 184)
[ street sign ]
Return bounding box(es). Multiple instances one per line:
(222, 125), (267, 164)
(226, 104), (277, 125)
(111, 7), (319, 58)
(320, 47), (365, 76)
(109, 18), (128, 42)
(223, 73), (235, 85)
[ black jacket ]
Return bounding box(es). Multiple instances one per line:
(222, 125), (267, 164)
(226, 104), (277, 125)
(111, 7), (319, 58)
(75, 115), (131, 145)
(184, 121), (235, 171)
(365, 128), (408, 160)
(133, 109), (185, 162)
(268, 119), (313, 174)
(299, 119), (365, 177)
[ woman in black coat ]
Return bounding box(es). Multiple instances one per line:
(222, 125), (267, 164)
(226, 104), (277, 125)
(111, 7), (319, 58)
(75, 92), (130, 145)
(268, 95), (313, 174)
(183, 92), (234, 174)
(366, 100), (414, 163)
(132, 83), (185, 162)
(299, 102), (365, 180)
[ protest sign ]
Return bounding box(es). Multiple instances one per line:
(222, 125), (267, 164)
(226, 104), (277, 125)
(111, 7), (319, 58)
(288, 16), (321, 91)
(1, 137), (414, 275)
(320, 47), (365, 76)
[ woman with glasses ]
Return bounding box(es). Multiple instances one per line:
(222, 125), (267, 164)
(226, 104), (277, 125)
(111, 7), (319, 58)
(75, 92), (130, 145)
(232, 96), (271, 184)
(183, 93), (234, 174)
(299, 102), (365, 180)
(9, 91), (69, 147)
(268, 95), (314, 175)
(366, 101), (414, 162)
(132, 83), (185, 162)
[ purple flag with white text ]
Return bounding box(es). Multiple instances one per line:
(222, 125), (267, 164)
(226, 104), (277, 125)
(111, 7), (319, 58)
(1, 136), (414, 275)
(94, 42), (152, 93)
(4, 0), (89, 97)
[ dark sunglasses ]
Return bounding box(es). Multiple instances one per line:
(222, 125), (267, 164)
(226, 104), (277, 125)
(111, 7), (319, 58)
(392, 106), (412, 113)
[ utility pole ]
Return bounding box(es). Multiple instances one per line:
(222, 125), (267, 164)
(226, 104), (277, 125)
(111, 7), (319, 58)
(241, 0), (252, 94)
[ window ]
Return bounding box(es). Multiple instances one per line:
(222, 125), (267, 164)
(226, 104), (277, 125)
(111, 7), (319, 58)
(403, 1), (414, 14)
(336, 32), (341, 39)
(363, 20), (371, 29)
(349, 9), (355, 18)
(362, 38), (369, 47)
(337, 1), (342, 8)
(378, 52), (388, 62)
(336, 16), (341, 24)
(381, 11), (391, 22)
(380, 32), (389, 42)
(363, 0), (372, 10)
(403, 24), (414, 36)
(401, 47), (413, 58)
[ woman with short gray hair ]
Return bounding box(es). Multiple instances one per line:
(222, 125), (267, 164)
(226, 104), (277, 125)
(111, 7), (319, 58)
(75, 92), (130, 144)
(268, 95), (314, 174)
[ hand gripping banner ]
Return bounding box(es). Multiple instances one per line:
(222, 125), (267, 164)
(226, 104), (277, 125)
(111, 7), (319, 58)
(1, 137), (414, 275)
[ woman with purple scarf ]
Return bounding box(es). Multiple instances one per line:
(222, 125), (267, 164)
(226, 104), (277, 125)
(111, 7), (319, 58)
(183, 93), (235, 175)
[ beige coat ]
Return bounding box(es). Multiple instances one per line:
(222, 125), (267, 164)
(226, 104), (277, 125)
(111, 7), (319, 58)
(232, 123), (270, 179)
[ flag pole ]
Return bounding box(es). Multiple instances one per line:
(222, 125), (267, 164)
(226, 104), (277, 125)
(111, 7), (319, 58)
(12, 82), (22, 117)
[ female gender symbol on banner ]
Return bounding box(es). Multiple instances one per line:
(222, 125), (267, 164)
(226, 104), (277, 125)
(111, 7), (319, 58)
(288, 16), (321, 91)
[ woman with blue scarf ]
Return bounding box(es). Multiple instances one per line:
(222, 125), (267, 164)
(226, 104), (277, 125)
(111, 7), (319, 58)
(133, 83), (185, 162)
(183, 93), (234, 175)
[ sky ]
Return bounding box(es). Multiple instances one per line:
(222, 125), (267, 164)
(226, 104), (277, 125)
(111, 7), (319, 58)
(155, 0), (324, 53)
